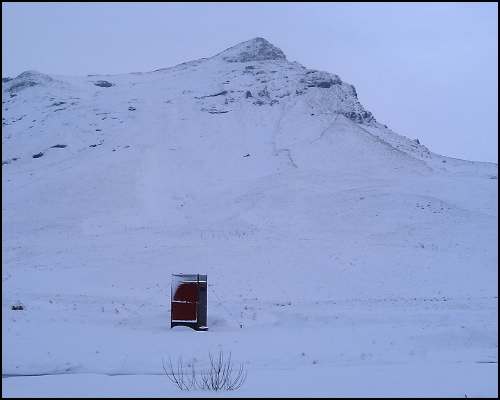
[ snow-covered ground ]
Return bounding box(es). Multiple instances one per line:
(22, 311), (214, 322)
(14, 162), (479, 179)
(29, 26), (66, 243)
(2, 38), (498, 397)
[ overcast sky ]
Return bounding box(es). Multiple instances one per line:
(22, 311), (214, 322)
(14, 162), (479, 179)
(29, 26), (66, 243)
(2, 2), (498, 162)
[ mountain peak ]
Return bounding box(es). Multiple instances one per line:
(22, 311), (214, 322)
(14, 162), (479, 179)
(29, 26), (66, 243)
(214, 37), (287, 63)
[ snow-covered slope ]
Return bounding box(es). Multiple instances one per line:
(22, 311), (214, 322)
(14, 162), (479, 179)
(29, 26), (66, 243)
(2, 38), (497, 396)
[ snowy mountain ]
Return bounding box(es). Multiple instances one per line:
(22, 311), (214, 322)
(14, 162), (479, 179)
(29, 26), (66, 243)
(2, 38), (498, 396)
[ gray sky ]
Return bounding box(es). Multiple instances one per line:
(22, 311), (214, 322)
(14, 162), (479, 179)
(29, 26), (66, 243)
(2, 2), (498, 162)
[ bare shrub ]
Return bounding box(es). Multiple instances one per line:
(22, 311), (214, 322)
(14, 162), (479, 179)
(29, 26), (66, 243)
(162, 350), (247, 392)
(162, 356), (197, 391)
(197, 350), (247, 391)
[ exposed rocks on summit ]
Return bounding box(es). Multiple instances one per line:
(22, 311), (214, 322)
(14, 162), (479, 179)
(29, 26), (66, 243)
(215, 37), (287, 63)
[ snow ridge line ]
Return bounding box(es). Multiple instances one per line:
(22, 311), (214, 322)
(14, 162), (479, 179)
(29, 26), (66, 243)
(310, 113), (340, 145)
(271, 90), (300, 169)
(2, 372), (167, 379)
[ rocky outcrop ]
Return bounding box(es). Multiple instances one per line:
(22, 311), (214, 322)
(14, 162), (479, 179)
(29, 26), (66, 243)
(4, 71), (53, 93)
(215, 37), (287, 63)
(302, 70), (342, 88)
(94, 80), (114, 88)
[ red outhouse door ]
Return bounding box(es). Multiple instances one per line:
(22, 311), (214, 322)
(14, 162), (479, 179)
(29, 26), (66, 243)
(171, 281), (198, 322)
(171, 274), (208, 331)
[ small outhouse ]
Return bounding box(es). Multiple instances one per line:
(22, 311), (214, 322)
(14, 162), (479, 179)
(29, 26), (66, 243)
(171, 274), (207, 331)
